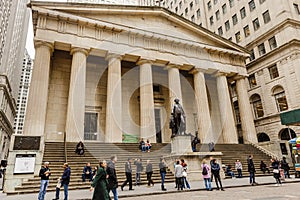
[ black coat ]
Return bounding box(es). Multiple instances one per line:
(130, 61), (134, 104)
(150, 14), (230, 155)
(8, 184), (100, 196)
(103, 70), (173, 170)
(106, 161), (118, 189)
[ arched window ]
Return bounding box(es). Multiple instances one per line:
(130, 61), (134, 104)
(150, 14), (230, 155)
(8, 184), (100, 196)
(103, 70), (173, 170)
(257, 132), (270, 142)
(272, 86), (288, 112)
(250, 94), (264, 118)
(279, 128), (296, 140)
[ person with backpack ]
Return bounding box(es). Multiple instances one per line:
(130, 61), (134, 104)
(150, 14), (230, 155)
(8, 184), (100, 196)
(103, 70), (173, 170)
(201, 160), (212, 191)
(211, 159), (224, 191)
(281, 157), (290, 178)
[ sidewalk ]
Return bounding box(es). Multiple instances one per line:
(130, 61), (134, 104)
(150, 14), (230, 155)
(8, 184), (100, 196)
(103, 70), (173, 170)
(1, 175), (300, 200)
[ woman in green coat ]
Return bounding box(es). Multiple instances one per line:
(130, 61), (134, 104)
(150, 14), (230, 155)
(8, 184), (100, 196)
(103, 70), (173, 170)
(90, 160), (110, 200)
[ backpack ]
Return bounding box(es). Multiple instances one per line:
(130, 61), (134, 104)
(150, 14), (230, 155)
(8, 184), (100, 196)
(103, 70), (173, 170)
(202, 166), (208, 175)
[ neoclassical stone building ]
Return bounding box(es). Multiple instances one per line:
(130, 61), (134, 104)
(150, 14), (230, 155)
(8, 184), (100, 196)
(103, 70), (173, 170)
(22, 2), (259, 146)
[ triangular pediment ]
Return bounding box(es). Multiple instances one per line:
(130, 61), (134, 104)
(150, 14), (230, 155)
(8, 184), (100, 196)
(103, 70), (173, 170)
(31, 1), (248, 55)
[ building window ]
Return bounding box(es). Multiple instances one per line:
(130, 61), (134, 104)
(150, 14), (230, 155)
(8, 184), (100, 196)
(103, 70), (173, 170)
(269, 36), (277, 50)
(250, 49), (255, 61)
(153, 84), (161, 93)
(253, 18), (260, 30)
(257, 133), (270, 142)
(191, 15), (195, 22)
(259, 0), (266, 4)
(216, 10), (220, 20)
(228, 37), (232, 41)
(248, 74), (257, 88)
(175, 7), (178, 13)
(190, 1), (193, 9)
(231, 83), (237, 97)
(210, 16), (214, 25)
(84, 112), (98, 140)
(273, 86), (288, 112)
(229, 0), (234, 8)
(225, 20), (230, 31)
(214, 0), (218, 4)
(218, 26), (223, 36)
(251, 94), (264, 118)
(249, 0), (256, 12)
(179, 1), (182, 8)
(244, 25), (250, 37)
(222, 3), (227, 14)
(294, 3), (300, 14)
(263, 10), (271, 23)
(233, 101), (241, 124)
(197, 9), (201, 17)
(185, 8), (188, 15)
(269, 65), (279, 79)
(232, 14), (238, 25)
(208, 1), (212, 10)
(235, 31), (241, 43)
(258, 43), (266, 56)
(240, 7), (246, 19)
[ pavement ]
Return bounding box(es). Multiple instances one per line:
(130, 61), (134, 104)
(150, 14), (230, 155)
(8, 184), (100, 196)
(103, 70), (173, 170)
(1, 175), (300, 200)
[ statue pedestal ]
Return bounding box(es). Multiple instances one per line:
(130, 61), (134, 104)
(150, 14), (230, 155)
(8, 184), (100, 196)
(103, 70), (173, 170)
(171, 135), (192, 154)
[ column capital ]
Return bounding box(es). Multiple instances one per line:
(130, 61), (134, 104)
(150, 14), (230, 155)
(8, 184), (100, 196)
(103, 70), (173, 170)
(189, 68), (206, 75)
(34, 40), (54, 53)
(232, 74), (247, 81)
(105, 53), (123, 61)
(137, 59), (153, 66)
(166, 63), (181, 70)
(70, 47), (89, 56)
(212, 71), (229, 78)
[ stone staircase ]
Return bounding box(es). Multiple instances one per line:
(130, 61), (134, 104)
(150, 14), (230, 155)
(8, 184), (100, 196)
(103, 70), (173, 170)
(197, 144), (274, 178)
(10, 142), (174, 194)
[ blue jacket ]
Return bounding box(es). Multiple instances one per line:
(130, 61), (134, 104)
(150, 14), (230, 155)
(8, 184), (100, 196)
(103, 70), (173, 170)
(211, 162), (220, 174)
(62, 167), (71, 185)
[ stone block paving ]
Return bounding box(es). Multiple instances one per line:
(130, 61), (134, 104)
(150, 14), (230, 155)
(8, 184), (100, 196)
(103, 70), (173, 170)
(1, 176), (300, 200)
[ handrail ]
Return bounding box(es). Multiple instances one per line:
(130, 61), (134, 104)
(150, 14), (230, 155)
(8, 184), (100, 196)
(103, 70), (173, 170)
(247, 140), (280, 160)
(64, 132), (67, 163)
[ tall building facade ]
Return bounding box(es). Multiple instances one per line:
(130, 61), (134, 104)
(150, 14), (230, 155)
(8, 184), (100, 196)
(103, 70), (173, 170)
(67, 0), (138, 5)
(0, 0), (30, 161)
(155, 0), (300, 157)
(14, 50), (33, 135)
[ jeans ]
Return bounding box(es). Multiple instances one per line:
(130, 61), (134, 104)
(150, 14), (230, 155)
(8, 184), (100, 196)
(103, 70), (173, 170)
(212, 173), (223, 189)
(249, 172), (256, 184)
(204, 178), (212, 190)
(147, 172), (154, 186)
(135, 172), (141, 185)
(108, 188), (118, 200)
(182, 177), (190, 189)
(237, 169), (242, 178)
(160, 172), (166, 188)
(55, 184), (69, 200)
(38, 179), (49, 200)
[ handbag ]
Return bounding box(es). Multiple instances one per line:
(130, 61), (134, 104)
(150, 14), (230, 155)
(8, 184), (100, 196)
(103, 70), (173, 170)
(273, 169), (279, 173)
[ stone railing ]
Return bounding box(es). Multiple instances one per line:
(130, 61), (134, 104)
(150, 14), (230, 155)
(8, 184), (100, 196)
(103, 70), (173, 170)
(248, 141), (280, 160)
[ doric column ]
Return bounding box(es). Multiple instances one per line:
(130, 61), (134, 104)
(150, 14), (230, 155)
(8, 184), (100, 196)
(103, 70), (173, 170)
(105, 54), (123, 142)
(23, 41), (54, 136)
(191, 69), (212, 143)
(168, 65), (183, 106)
(236, 76), (258, 143)
(138, 59), (156, 143)
(216, 72), (238, 144)
(65, 47), (89, 142)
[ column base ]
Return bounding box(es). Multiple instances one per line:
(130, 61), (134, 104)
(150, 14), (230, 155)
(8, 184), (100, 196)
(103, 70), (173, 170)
(171, 135), (193, 154)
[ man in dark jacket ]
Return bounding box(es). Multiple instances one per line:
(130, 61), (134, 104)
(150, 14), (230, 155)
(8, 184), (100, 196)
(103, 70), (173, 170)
(38, 161), (51, 200)
(134, 158), (143, 186)
(82, 162), (92, 182)
(121, 158), (134, 191)
(247, 155), (257, 186)
(107, 156), (118, 200)
(53, 163), (71, 200)
(281, 157), (290, 178)
(211, 159), (224, 191)
(146, 160), (154, 186)
(159, 158), (167, 191)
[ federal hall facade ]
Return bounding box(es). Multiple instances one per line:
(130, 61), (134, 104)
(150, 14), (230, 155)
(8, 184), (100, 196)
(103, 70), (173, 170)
(20, 2), (260, 146)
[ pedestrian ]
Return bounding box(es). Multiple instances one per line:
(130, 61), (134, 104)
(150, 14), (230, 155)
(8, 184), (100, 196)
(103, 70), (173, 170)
(146, 139), (152, 152)
(260, 160), (270, 174)
(107, 156), (118, 200)
(235, 159), (243, 178)
(271, 158), (282, 186)
(139, 138), (146, 152)
(209, 156), (214, 182)
(181, 159), (190, 189)
(247, 155), (257, 186)
(201, 160), (212, 191)
(146, 160), (154, 187)
(159, 158), (167, 191)
(211, 159), (224, 191)
(121, 158), (134, 191)
(75, 141), (84, 155)
(52, 163), (71, 200)
(281, 157), (290, 178)
(225, 165), (235, 178)
(208, 142), (215, 152)
(191, 136), (200, 152)
(175, 160), (183, 190)
(82, 162), (93, 182)
(134, 158), (143, 186)
(38, 161), (51, 200)
(90, 160), (110, 200)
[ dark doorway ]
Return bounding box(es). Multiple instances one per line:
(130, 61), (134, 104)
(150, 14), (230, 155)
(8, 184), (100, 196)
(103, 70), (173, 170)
(155, 109), (162, 143)
(280, 143), (288, 155)
(84, 112), (98, 140)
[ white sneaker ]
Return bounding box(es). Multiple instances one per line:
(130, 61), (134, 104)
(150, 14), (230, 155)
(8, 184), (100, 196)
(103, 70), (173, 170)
(275, 184), (279, 186)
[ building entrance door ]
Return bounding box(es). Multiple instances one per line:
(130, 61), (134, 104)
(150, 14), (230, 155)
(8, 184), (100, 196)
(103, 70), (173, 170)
(155, 108), (162, 143)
